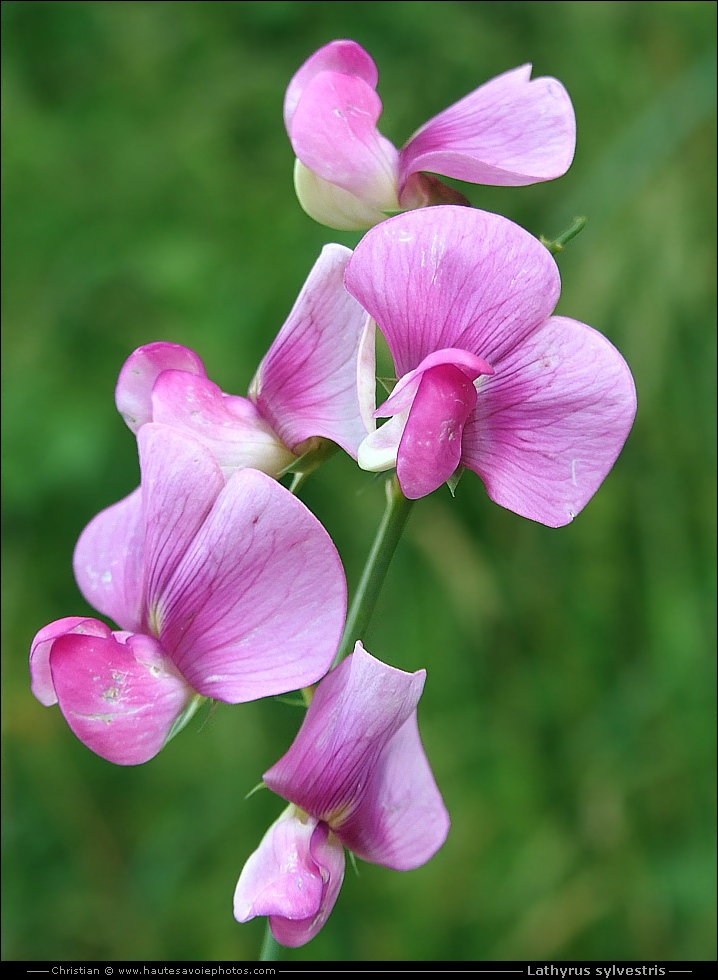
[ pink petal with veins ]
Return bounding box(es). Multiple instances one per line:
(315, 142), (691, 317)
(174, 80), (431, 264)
(250, 245), (375, 458)
(400, 64), (575, 191)
(265, 643), (449, 871)
(462, 315), (637, 526)
(159, 468), (346, 702)
(345, 207), (560, 376)
(73, 489), (144, 633)
(137, 424), (225, 624)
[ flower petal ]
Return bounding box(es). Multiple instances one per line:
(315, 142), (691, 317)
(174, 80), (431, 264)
(49, 630), (193, 765)
(288, 70), (399, 211)
(137, 424), (226, 625)
(249, 244), (376, 457)
(284, 39), (378, 131)
(30, 617), (113, 706)
(234, 806), (345, 948)
(115, 343), (207, 434)
(151, 371), (295, 478)
(396, 363), (478, 499)
(357, 412), (407, 473)
(461, 315), (637, 526)
(358, 349), (493, 480)
(344, 206), (561, 376)
(157, 468), (346, 702)
(73, 488), (145, 633)
(338, 707), (450, 870)
(399, 64), (576, 190)
(265, 643), (449, 870)
(381, 348), (493, 413)
(270, 822), (345, 948)
(234, 808), (324, 922)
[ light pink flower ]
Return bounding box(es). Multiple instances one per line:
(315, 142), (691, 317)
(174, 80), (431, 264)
(30, 425), (346, 765)
(284, 39), (576, 230)
(344, 207), (637, 526)
(115, 244), (375, 477)
(233, 642), (449, 947)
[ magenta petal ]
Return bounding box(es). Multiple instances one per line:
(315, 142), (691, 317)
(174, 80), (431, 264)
(265, 643), (448, 870)
(151, 371), (295, 477)
(270, 822), (345, 948)
(50, 631), (193, 765)
(284, 40), (378, 131)
(234, 808), (345, 948)
(158, 469), (346, 702)
(399, 64), (576, 190)
(344, 207), (561, 376)
(137, 424), (225, 623)
(383, 348), (493, 412)
(288, 70), (399, 211)
(338, 708), (450, 870)
(396, 363), (478, 499)
(234, 809), (324, 922)
(73, 488), (145, 633)
(462, 315), (638, 526)
(264, 645), (423, 816)
(30, 618), (113, 706)
(249, 245), (375, 458)
(115, 343), (207, 434)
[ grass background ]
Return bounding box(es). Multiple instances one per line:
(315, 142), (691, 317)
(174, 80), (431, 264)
(2, 0), (715, 963)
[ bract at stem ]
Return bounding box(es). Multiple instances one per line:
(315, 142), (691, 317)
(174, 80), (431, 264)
(541, 214), (587, 254)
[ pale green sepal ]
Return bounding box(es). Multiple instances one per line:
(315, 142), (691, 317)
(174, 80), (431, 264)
(294, 160), (392, 231)
(278, 437), (340, 494)
(377, 376), (398, 395)
(164, 693), (207, 745)
(273, 694), (308, 708)
(446, 466), (466, 497)
(245, 781), (267, 801)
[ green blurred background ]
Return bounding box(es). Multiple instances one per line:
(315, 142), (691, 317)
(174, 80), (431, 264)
(2, 0), (715, 963)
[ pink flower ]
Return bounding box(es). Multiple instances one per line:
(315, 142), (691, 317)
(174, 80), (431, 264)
(30, 425), (346, 765)
(284, 39), (576, 230)
(115, 244), (375, 477)
(344, 207), (637, 526)
(233, 642), (449, 947)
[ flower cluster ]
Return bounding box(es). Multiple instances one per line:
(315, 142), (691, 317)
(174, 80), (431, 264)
(285, 40), (576, 230)
(234, 643), (449, 946)
(30, 38), (636, 953)
(31, 424), (346, 765)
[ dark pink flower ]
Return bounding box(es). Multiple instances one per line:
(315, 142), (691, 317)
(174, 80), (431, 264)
(285, 40), (576, 229)
(115, 245), (375, 476)
(30, 425), (346, 765)
(344, 207), (637, 526)
(233, 643), (449, 947)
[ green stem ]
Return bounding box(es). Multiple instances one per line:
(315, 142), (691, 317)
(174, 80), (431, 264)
(541, 215), (587, 255)
(332, 474), (414, 668)
(259, 925), (281, 961)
